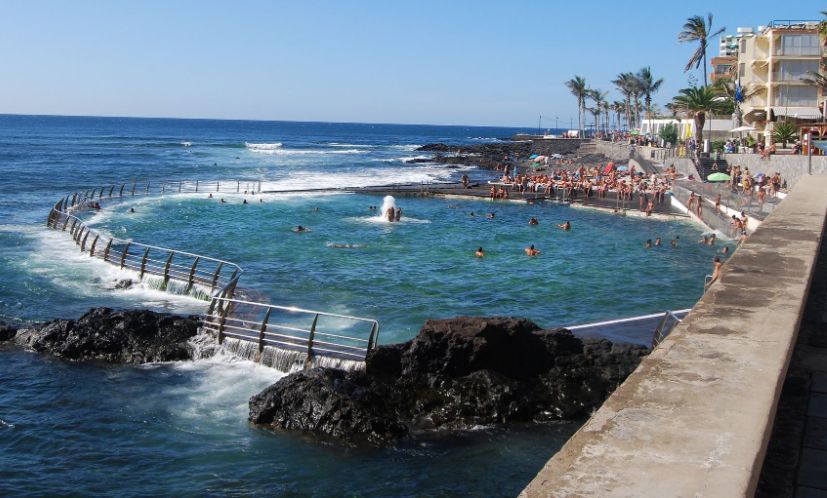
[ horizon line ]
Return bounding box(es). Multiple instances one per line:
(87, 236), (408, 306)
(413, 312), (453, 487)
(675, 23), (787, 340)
(0, 112), (546, 131)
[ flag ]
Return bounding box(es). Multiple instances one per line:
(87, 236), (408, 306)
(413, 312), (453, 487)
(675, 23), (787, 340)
(735, 79), (744, 103)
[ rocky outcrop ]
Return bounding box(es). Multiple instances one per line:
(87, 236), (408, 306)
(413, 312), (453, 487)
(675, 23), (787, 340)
(9, 307), (201, 364)
(0, 322), (17, 342)
(249, 316), (647, 444)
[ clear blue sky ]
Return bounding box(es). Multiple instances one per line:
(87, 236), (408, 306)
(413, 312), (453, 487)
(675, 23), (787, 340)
(0, 0), (821, 127)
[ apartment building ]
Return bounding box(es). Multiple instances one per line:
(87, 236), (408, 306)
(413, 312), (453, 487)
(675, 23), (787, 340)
(738, 20), (824, 144)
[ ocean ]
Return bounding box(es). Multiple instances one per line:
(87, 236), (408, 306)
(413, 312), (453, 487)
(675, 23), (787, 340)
(0, 115), (721, 496)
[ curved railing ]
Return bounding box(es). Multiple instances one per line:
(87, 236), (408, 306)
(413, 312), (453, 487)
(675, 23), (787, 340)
(45, 179), (380, 369)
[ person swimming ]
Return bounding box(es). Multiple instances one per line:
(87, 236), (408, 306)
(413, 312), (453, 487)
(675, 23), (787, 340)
(220, 198), (226, 204)
(243, 199), (248, 204)
(475, 247), (484, 258)
(524, 244), (540, 256)
(529, 217), (539, 225)
(395, 207), (402, 222)
(129, 207), (135, 213)
(486, 212), (496, 219)
(645, 239), (652, 249)
(293, 225), (311, 233)
(557, 220), (571, 231)
(654, 237), (662, 247)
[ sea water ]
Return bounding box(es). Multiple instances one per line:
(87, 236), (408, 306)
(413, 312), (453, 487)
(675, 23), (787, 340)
(0, 115), (726, 496)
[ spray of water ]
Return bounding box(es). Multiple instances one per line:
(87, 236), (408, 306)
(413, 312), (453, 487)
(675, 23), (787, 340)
(379, 195), (397, 222)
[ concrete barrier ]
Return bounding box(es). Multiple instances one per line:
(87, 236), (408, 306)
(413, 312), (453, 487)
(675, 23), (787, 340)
(722, 153), (827, 189)
(521, 176), (827, 497)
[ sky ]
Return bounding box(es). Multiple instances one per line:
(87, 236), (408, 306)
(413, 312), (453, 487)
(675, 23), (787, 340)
(0, 0), (822, 127)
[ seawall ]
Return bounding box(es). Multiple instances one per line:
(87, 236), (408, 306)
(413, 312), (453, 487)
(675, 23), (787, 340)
(521, 175), (827, 497)
(722, 153), (827, 189)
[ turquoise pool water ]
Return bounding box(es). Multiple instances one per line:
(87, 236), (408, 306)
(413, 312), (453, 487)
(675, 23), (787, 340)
(83, 191), (725, 345)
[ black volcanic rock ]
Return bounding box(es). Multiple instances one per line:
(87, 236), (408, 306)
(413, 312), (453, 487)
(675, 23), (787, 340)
(0, 322), (17, 342)
(249, 316), (648, 444)
(12, 307), (200, 363)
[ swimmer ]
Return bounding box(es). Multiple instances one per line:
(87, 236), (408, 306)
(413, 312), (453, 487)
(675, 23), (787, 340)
(220, 198), (226, 204)
(292, 225), (311, 233)
(469, 212), (476, 218)
(386, 207), (395, 222)
(721, 246), (730, 255)
(312, 207), (320, 212)
(529, 217), (539, 225)
(209, 193), (213, 199)
(475, 247), (484, 258)
(524, 244), (540, 256)
(129, 208), (135, 213)
(395, 207), (402, 222)
(654, 237), (662, 247)
(708, 233), (716, 246)
(243, 199), (248, 204)
(259, 199), (263, 203)
(329, 243), (364, 249)
(645, 239), (652, 249)
(699, 234), (708, 244)
(486, 212), (496, 219)
(557, 220), (571, 231)
(671, 235), (680, 248)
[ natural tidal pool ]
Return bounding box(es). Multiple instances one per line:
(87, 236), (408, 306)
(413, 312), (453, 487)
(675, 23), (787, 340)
(83, 192), (727, 345)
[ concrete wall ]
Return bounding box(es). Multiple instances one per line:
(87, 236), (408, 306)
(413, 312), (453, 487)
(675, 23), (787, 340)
(722, 153), (827, 189)
(521, 176), (827, 497)
(664, 157), (700, 179)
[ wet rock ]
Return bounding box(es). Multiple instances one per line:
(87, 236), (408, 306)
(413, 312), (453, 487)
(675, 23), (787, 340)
(0, 322), (18, 342)
(114, 278), (134, 290)
(249, 316), (648, 444)
(12, 307), (201, 363)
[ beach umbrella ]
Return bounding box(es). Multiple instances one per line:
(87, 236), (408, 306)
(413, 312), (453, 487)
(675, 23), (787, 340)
(707, 172), (731, 182)
(729, 125), (755, 133)
(551, 153), (562, 159)
(754, 173), (765, 179)
(529, 154), (539, 159)
(616, 165), (628, 171)
(533, 155), (547, 163)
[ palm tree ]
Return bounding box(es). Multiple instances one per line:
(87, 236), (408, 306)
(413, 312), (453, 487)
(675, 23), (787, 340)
(637, 67), (663, 133)
(678, 13), (725, 87)
(588, 89), (608, 136)
(612, 73), (636, 129)
(712, 77), (759, 126)
(772, 121), (797, 148)
(819, 10), (827, 37)
(611, 101), (626, 130)
(670, 86), (728, 146)
(601, 100), (611, 133)
(565, 76), (588, 137)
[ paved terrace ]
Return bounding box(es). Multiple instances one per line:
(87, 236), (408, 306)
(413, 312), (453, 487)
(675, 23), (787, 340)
(521, 176), (827, 497)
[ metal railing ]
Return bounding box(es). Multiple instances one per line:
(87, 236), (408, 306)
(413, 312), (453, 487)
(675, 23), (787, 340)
(46, 178), (381, 367)
(651, 310), (685, 349)
(203, 297), (379, 363)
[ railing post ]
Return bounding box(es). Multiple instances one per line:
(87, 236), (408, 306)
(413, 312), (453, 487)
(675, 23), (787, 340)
(131, 183), (136, 196)
(109, 185), (115, 197)
(185, 257), (200, 293)
(210, 262), (224, 292)
(62, 216), (70, 231)
(216, 181), (220, 192)
(367, 322), (379, 351)
(195, 180), (199, 192)
(145, 182), (150, 194)
(306, 313), (319, 363)
(162, 184), (165, 194)
(178, 182), (182, 193)
(162, 252), (174, 289)
(139, 247), (150, 278)
(102, 239), (113, 262)
(120, 242), (131, 269)
(89, 234), (100, 256)
(257, 308), (272, 359)
(120, 184), (125, 197)
(237, 180), (240, 193)
(217, 298), (231, 345)
(80, 230), (90, 251)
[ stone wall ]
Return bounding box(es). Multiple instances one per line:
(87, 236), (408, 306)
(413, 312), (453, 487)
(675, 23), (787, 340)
(526, 138), (586, 157)
(722, 153), (827, 189)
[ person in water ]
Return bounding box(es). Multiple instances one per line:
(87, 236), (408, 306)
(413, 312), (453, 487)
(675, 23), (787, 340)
(645, 239), (652, 249)
(243, 199), (248, 204)
(395, 207), (402, 222)
(475, 247), (484, 258)
(293, 225), (310, 232)
(557, 220), (571, 231)
(671, 235), (680, 248)
(654, 237), (662, 247)
(386, 207), (395, 222)
(208, 193), (213, 199)
(524, 244), (540, 256)
(220, 198), (226, 204)
(129, 207), (135, 213)
(486, 212), (496, 219)
(529, 217), (539, 225)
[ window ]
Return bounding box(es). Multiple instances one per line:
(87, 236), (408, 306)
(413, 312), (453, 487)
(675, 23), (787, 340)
(773, 85), (818, 106)
(774, 34), (820, 56)
(739, 63), (746, 78)
(740, 39), (746, 53)
(772, 60), (820, 81)
(716, 64), (732, 74)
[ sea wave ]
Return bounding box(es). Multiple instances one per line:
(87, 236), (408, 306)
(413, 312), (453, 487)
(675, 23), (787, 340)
(250, 148), (366, 156)
(327, 143), (375, 148)
(245, 142), (283, 151)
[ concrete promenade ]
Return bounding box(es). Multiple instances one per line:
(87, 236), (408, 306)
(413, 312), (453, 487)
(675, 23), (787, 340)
(521, 176), (827, 497)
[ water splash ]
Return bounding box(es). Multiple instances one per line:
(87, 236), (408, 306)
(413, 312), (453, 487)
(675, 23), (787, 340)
(218, 337), (365, 373)
(379, 195), (397, 222)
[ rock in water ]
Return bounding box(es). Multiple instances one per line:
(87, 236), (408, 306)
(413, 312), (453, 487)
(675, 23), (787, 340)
(249, 316), (648, 444)
(11, 307), (200, 363)
(0, 322), (18, 342)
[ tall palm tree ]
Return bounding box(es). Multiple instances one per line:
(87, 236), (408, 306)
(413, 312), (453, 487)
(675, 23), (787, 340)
(678, 13), (725, 87)
(611, 101), (626, 130)
(601, 100), (611, 133)
(588, 89), (608, 136)
(565, 76), (588, 137)
(612, 73), (636, 130)
(637, 67), (664, 133)
(671, 86), (728, 146)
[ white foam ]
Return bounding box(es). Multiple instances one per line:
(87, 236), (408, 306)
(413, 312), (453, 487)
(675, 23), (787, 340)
(146, 351), (284, 426)
(258, 164), (461, 192)
(25, 226), (208, 314)
(245, 142), (282, 150)
(250, 148), (366, 156)
(327, 143), (375, 148)
(388, 144), (421, 151)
